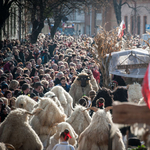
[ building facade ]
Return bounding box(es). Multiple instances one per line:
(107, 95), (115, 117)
(102, 0), (150, 36)
(122, 0), (150, 36)
(67, 6), (102, 36)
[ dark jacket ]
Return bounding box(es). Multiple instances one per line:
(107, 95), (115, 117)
(41, 52), (50, 64)
(19, 51), (25, 64)
(58, 83), (71, 92)
(33, 89), (44, 97)
(16, 91), (30, 97)
(43, 87), (50, 94)
(0, 104), (8, 123)
(54, 78), (61, 86)
(14, 55), (22, 62)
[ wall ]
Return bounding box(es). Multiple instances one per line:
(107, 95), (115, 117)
(121, 0), (150, 36)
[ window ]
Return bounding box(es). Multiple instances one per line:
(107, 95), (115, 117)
(14, 7), (16, 35)
(87, 7), (90, 15)
(124, 16), (128, 32)
(11, 8), (13, 36)
(143, 16), (147, 33)
(7, 16), (9, 37)
(130, 16), (134, 35)
(137, 16), (140, 35)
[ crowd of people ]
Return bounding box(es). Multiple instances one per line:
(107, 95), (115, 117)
(0, 33), (102, 123)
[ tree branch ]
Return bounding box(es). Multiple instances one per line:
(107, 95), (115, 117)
(122, 1), (135, 9)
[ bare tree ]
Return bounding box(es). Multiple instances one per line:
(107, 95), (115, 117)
(26, 0), (108, 43)
(25, 0), (67, 43)
(49, 1), (90, 38)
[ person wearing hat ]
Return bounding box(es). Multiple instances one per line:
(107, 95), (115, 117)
(1, 82), (8, 94)
(0, 76), (7, 84)
(33, 82), (44, 97)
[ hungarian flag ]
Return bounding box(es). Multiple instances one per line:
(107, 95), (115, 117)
(118, 20), (126, 38)
(142, 63), (150, 109)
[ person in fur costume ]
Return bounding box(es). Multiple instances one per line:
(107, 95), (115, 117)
(69, 73), (93, 106)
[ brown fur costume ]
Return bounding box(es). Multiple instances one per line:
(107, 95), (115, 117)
(69, 73), (93, 105)
(82, 69), (99, 91)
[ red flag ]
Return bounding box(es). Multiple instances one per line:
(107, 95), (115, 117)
(118, 20), (126, 38)
(142, 63), (150, 109)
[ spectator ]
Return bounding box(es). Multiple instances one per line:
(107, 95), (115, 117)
(0, 99), (8, 123)
(49, 80), (54, 90)
(69, 67), (76, 79)
(41, 80), (50, 94)
(54, 72), (64, 85)
(30, 59), (36, 68)
(59, 54), (64, 61)
(19, 48), (25, 65)
(0, 76), (7, 83)
(76, 63), (83, 73)
(30, 68), (38, 77)
(9, 80), (19, 92)
(33, 48), (40, 62)
(59, 65), (65, 72)
(14, 67), (23, 79)
(59, 76), (71, 92)
(30, 93), (38, 102)
(0, 69), (3, 76)
(53, 55), (59, 64)
(33, 76), (40, 83)
(25, 61), (32, 71)
(1, 97), (11, 114)
(9, 97), (16, 109)
(1, 82), (9, 94)
(33, 82), (44, 97)
(52, 63), (58, 71)
(7, 73), (13, 82)
(17, 83), (30, 96)
(41, 49), (50, 64)
(14, 49), (22, 63)
(4, 90), (12, 100)
(24, 69), (30, 76)
(37, 58), (42, 66)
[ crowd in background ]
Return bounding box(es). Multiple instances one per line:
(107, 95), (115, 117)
(0, 33), (102, 123)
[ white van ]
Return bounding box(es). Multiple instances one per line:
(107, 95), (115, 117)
(140, 34), (150, 46)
